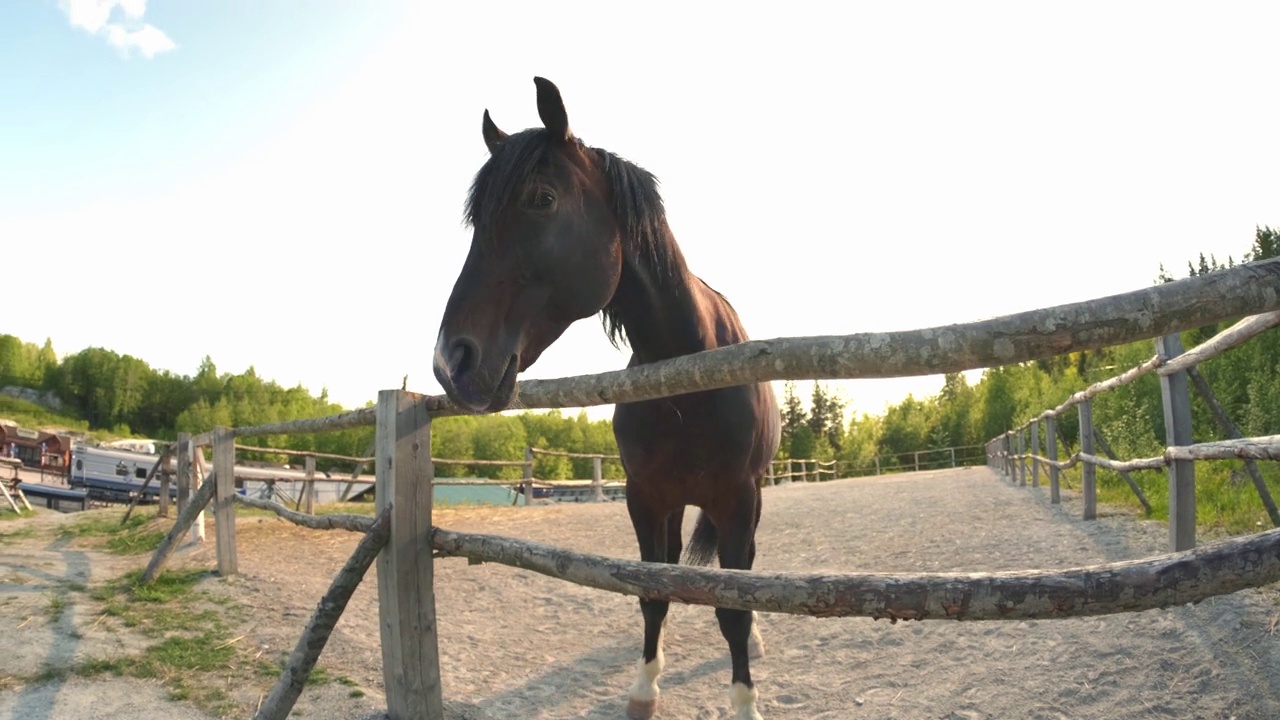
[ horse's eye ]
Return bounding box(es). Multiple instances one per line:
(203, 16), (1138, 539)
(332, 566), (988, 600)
(528, 188), (556, 210)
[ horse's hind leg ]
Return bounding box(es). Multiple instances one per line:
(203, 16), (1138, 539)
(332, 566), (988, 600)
(626, 504), (683, 720)
(715, 489), (764, 720)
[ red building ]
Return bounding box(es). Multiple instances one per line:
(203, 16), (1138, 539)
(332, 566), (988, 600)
(0, 422), (72, 471)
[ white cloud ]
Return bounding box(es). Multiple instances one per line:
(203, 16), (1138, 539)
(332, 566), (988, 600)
(59, 0), (176, 58)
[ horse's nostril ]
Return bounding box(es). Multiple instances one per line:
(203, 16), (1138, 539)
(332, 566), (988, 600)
(448, 338), (478, 379)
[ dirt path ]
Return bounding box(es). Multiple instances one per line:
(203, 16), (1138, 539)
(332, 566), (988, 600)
(2, 467), (1278, 719)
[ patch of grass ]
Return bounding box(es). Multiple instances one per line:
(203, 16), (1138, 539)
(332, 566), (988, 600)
(0, 395), (94, 436)
(314, 502), (377, 517)
(70, 569), (245, 716)
(32, 665), (69, 684)
(60, 513), (149, 539)
(0, 524), (36, 540)
(256, 660), (343, 689)
(58, 513), (169, 556)
(0, 565), (251, 716)
(77, 638), (236, 716)
(87, 569), (221, 637)
(0, 508), (36, 522)
(336, 673), (366, 698)
(105, 530), (166, 555)
(90, 568), (208, 605)
(44, 593), (67, 622)
(1060, 457), (1280, 537)
(80, 633), (234, 676)
(128, 569), (207, 602)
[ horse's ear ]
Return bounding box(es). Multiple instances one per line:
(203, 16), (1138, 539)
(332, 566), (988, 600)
(482, 109), (508, 155)
(533, 76), (571, 142)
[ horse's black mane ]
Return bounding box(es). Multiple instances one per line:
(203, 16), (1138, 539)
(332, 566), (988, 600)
(464, 128), (677, 348)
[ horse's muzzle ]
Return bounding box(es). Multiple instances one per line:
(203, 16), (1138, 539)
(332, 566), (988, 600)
(433, 333), (518, 413)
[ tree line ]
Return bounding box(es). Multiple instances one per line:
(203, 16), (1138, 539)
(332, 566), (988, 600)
(0, 343), (624, 479)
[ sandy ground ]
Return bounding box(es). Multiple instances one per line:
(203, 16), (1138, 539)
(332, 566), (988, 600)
(2, 466), (1279, 719)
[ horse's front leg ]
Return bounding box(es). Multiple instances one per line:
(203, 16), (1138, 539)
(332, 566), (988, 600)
(715, 490), (765, 720)
(626, 504), (683, 720)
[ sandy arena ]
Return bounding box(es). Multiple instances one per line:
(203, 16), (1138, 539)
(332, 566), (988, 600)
(2, 467), (1278, 719)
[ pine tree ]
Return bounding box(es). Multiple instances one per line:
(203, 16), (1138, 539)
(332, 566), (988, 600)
(780, 381), (806, 456)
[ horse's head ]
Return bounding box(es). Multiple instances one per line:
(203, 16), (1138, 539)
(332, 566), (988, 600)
(433, 77), (623, 413)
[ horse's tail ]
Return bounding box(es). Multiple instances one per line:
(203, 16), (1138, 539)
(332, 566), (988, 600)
(681, 511), (718, 567)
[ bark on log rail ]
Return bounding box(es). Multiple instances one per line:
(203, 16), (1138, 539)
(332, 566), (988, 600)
(1036, 356), (1164, 425)
(194, 257), (1280, 441)
(194, 407), (378, 445)
(232, 444), (374, 463)
(434, 457), (528, 467)
(437, 256), (1280, 415)
(1157, 311), (1280, 377)
(1024, 436), (1280, 474)
(530, 448), (622, 460)
(431, 524), (1280, 621)
(1014, 311), (1280, 430)
(233, 494), (375, 532)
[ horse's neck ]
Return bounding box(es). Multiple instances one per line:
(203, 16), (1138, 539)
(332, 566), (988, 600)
(610, 229), (739, 364)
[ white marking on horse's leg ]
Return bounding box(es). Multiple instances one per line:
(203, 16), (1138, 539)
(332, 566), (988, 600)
(729, 681), (764, 720)
(748, 610), (765, 659)
(625, 648), (664, 720)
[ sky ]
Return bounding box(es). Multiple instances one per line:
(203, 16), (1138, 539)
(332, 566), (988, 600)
(2, 1), (1278, 423)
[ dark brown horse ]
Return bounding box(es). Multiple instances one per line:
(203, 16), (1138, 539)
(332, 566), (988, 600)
(433, 77), (780, 720)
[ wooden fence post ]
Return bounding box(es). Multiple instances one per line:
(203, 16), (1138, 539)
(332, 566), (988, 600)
(158, 469), (171, 518)
(1157, 334), (1196, 551)
(192, 451), (207, 544)
(592, 456), (604, 502)
(1005, 433), (1014, 478)
(523, 447), (535, 507)
(1017, 430), (1026, 487)
(874, 456), (880, 475)
(1079, 399), (1096, 521)
(950, 447), (956, 468)
(1030, 419), (1040, 488)
(766, 461), (775, 486)
(213, 427), (238, 576)
(176, 432), (191, 515)
(375, 389), (444, 720)
(1046, 416), (1060, 504)
(913, 451), (920, 473)
(304, 455), (316, 515)
(787, 459), (793, 484)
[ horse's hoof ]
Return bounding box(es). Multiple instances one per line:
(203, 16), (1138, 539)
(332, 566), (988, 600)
(626, 698), (657, 719)
(730, 682), (763, 720)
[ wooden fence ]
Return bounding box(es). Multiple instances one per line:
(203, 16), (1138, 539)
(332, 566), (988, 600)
(138, 257), (1280, 720)
(766, 444), (986, 484)
(986, 310), (1280, 552)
